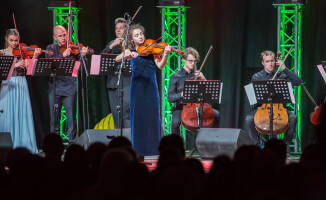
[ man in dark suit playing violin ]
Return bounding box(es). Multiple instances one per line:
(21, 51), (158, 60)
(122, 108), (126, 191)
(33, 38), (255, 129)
(101, 18), (131, 129)
(45, 25), (88, 144)
(245, 50), (302, 153)
(168, 47), (220, 135)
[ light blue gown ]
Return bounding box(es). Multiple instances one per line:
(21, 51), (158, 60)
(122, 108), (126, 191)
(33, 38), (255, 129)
(0, 50), (38, 153)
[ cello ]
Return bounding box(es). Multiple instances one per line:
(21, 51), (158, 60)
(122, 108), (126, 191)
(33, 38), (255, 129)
(254, 49), (293, 135)
(181, 45), (215, 132)
(301, 84), (323, 125)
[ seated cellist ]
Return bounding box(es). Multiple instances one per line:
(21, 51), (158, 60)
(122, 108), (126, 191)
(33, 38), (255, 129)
(167, 47), (220, 135)
(245, 50), (302, 154)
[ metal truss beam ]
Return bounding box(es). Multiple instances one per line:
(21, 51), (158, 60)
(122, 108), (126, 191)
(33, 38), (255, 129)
(275, 3), (303, 154)
(158, 6), (188, 136)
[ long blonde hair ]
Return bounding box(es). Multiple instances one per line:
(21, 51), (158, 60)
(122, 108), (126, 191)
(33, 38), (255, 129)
(126, 24), (145, 50)
(4, 29), (19, 48)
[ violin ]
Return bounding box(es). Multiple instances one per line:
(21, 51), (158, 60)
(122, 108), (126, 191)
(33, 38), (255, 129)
(59, 41), (94, 55)
(12, 43), (53, 58)
(181, 45), (214, 132)
(137, 39), (183, 56)
(254, 50), (292, 135)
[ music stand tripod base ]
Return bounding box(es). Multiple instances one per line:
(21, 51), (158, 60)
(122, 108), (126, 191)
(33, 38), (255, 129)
(182, 80), (223, 158)
(32, 58), (77, 139)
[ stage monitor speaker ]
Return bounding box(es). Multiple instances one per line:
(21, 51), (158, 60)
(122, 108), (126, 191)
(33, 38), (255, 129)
(76, 129), (131, 149)
(0, 132), (13, 164)
(196, 128), (254, 159)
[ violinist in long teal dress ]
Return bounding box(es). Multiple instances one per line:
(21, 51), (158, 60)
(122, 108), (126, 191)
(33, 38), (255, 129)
(116, 24), (172, 157)
(0, 29), (41, 153)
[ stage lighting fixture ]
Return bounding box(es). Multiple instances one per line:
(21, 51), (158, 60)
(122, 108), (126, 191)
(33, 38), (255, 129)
(158, 0), (189, 7)
(274, 0), (307, 4)
(49, 0), (80, 7)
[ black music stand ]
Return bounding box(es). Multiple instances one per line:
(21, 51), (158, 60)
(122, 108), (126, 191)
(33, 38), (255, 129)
(0, 56), (16, 114)
(90, 54), (132, 132)
(318, 62), (326, 84)
(245, 80), (295, 140)
(90, 54), (132, 77)
(0, 56), (16, 82)
(182, 80), (223, 157)
(32, 58), (77, 140)
(98, 54), (131, 77)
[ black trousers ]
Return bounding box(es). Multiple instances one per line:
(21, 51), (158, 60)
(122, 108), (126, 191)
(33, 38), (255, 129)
(245, 109), (297, 145)
(171, 108), (220, 135)
(108, 85), (131, 129)
(49, 93), (77, 143)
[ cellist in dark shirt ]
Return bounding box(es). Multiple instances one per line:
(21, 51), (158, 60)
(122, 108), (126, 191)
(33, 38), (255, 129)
(168, 47), (220, 135)
(245, 50), (302, 153)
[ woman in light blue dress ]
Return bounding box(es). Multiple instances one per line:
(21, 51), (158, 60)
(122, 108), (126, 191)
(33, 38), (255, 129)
(0, 29), (41, 153)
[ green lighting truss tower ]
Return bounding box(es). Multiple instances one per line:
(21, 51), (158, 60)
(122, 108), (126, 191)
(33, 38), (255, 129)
(48, 6), (80, 140)
(275, 3), (303, 154)
(158, 6), (188, 136)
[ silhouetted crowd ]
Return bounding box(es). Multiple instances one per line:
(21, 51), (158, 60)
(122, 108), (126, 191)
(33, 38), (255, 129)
(0, 103), (325, 200)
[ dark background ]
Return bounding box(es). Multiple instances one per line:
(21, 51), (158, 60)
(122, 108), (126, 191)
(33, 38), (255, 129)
(1, 0), (325, 149)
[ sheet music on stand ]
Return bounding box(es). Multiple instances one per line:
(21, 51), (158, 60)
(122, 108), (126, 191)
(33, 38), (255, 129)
(0, 56), (16, 81)
(244, 80), (295, 106)
(90, 54), (132, 77)
(317, 61), (326, 84)
(182, 80), (223, 104)
(27, 58), (79, 77)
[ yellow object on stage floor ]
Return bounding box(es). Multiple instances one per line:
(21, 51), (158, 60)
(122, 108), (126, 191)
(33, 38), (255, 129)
(94, 113), (115, 129)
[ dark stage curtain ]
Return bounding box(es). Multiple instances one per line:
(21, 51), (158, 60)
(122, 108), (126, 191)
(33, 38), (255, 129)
(0, 0), (325, 149)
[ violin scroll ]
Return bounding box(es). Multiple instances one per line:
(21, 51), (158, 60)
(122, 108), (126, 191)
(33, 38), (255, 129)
(277, 51), (282, 59)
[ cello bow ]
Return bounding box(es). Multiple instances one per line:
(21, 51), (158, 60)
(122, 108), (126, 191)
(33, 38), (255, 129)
(195, 45), (213, 80)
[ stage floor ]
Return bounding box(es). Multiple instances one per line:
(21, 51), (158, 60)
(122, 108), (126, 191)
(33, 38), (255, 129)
(142, 152), (300, 172)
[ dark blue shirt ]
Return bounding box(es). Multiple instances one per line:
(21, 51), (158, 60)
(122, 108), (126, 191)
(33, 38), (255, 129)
(168, 67), (196, 110)
(251, 68), (302, 86)
(101, 40), (131, 89)
(251, 68), (303, 108)
(45, 43), (86, 96)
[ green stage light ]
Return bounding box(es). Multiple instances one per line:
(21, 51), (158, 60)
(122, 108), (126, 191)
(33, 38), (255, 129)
(158, 6), (188, 137)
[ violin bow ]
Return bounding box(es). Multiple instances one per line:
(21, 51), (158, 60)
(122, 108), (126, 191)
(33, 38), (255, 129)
(272, 46), (293, 80)
(12, 13), (24, 59)
(67, 0), (72, 49)
(131, 6), (142, 22)
(195, 45), (213, 80)
(301, 83), (318, 107)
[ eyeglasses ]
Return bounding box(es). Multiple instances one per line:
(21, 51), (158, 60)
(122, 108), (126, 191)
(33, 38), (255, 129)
(186, 60), (197, 63)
